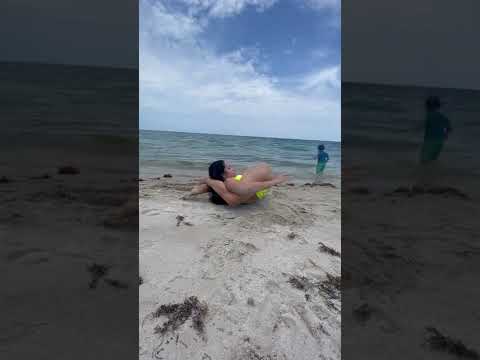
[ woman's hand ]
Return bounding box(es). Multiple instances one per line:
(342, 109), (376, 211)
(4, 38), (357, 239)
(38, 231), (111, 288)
(183, 183), (210, 200)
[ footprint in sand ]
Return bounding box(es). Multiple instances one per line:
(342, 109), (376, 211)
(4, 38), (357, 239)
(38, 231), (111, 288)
(225, 241), (259, 261)
(230, 343), (280, 360)
(151, 332), (200, 360)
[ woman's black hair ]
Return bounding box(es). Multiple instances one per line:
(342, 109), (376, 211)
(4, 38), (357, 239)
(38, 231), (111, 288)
(318, 144), (325, 151)
(208, 160), (228, 205)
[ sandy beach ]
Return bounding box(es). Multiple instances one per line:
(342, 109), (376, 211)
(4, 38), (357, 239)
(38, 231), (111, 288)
(341, 83), (480, 358)
(0, 138), (139, 359)
(139, 176), (341, 360)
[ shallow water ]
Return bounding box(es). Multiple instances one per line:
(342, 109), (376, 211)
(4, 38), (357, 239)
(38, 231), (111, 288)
(140, 130), (340, 182)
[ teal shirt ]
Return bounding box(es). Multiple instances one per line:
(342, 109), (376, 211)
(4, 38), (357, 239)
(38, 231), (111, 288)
(424, 110), (451, 141)
(317, 150), (329, 163)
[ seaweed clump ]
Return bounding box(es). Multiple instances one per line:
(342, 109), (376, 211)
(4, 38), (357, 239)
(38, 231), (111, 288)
(153, 296), (208, 336)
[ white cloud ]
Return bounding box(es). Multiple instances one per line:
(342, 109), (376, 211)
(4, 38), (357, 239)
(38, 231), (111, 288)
(301, 66), (340, 92)
(139, 0), (340, 140)
(180, 0), (277, 18)
(182, 0), (339, 17)
(141, 2), (204, 42)
(304, 0), (340, 11)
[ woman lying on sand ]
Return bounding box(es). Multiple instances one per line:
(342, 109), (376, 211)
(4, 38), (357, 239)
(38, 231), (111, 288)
(186, 160), (288, 206)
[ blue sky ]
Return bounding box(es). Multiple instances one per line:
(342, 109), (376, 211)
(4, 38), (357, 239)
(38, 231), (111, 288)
(140, 0), (340, 141)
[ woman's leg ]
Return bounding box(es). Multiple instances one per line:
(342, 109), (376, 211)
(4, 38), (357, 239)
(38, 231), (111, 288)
(242, 162), (274, 182)
(225, 163), (274, 197)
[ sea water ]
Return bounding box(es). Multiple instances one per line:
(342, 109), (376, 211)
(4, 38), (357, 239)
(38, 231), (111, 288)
(140, 130), (340, 182)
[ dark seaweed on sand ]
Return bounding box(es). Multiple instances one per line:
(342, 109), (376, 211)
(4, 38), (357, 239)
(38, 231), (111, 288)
(387, 186), (469, 200)
(57, 166), (80, 175)
(353, 303), (374, 323)
(104, 278), (129, 289)
(29, 174), (51, 180)
(319, 274), (341, 299)
(175, 215), (193, 226)
(288, 275), (309, 290)
(153, 296), (208, 336)
(303, 182), (336, 188)
(176, 215), (185, 226)
(287, 232), (297, 240)
(349, 186), (370, 194)
(0, 176), (12, 183)
(288, 273), (341, 300)
(318, 242), (340, 257)
(244, 349), (279, 360)
(87, 263), (109, 289)
(425, 327), (479, 359)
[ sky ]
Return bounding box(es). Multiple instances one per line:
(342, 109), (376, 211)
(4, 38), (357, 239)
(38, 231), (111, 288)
(343, 0), (480, 90)
(139, 0), (341, 141)
(0, 0), (138, 68)
(1, 0), (477, 136)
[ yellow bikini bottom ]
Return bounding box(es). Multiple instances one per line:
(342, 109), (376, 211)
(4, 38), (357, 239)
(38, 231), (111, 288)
(234, 175), (268, 199)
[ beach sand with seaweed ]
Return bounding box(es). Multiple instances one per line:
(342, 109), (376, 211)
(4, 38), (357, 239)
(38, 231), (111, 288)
(139, 176), (341, 360)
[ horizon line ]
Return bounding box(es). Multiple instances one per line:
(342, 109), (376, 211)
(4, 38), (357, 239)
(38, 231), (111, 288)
(2, 61), (477, 92)
(0, 60), (137, 71)
(140, 128), (340, 143)
(342, 80), (480, 92)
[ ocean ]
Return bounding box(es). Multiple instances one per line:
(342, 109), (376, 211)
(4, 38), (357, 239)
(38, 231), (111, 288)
(140, 130), (340, 182)
(1, 62), (137, 139)
(342, 83), (480, 188)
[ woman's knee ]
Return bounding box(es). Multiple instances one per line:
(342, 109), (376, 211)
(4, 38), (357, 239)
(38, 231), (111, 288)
(244, 162), (272, 182)
(256, 162), (273, 180)
(257, 162), (272, 172)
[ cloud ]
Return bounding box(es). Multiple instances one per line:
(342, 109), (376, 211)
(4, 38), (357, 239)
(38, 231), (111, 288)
(179, 0), (339, 18)
(303, 0), (340, 28)
(301, 66), (340, 92)
(141, 1), (204, 42)
(304, 0), (340, 11)
(140, 0), (340, 140)
(180, 0), (278, 18)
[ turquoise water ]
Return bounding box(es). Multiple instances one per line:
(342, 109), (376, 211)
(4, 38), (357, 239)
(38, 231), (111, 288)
(140, 130), (340, 181)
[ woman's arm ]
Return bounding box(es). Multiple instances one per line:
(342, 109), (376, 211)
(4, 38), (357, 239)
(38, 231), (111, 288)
(205, 178), (242, 207)
(183, 176), (211, 199)
(190, 184), (209, 195)
(224, 175), (288, 197)
(182, 183), (209, 200)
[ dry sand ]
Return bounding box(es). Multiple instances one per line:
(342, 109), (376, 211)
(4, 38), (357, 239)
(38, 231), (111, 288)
(1, 142), (138, 359)
(341, 163), (480, 359)
(139, 176), (341, 360)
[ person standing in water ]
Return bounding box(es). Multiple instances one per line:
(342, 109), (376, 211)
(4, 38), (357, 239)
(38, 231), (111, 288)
(420, 96), (452, 164)
(415, 96), (452, 187)
(315, 144), (329, 175)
